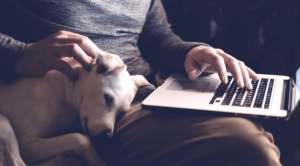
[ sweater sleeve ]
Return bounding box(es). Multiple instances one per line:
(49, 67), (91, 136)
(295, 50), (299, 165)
(0, 33), (26, 83)
(138, 0), (211, 75)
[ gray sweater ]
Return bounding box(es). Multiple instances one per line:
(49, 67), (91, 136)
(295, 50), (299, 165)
(0, 0), (210, 83)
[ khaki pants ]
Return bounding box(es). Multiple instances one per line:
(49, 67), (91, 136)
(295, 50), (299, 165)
(100, 101), (282, 166)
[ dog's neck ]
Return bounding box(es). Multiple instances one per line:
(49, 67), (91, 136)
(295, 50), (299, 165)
(64, 67), (88, 115)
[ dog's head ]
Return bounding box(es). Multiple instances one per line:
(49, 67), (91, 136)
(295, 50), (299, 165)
(78, 50), (154, 142)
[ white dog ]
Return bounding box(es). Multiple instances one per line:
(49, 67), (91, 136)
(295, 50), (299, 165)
(0, 50), (154, 166)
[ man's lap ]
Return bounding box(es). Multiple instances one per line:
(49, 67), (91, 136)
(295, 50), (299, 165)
(257, 108), (300, 165)
(100, 102), (281, 166)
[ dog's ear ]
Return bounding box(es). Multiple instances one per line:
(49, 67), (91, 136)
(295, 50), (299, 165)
(97, 65), (109, 73)
(131, 75), (155, 101)
(95, 56), (110, 73)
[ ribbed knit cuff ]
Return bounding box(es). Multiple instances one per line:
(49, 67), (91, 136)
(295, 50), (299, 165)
(0, 33), (26, 83)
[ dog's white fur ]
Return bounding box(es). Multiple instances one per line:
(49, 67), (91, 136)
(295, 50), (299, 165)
(0, 50), (153, 166)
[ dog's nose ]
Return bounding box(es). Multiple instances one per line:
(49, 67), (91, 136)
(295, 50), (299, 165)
(100, 129), (112, 139)
(91, 129), (113, 143)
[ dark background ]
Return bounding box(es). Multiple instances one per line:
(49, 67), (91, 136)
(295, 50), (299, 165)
(162, 0), (300, 76)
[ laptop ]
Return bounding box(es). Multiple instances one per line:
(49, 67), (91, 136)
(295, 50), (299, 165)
(142, 67), (300, 121)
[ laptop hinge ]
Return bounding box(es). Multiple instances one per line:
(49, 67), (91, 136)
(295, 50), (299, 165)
(282, 79), (291, 111)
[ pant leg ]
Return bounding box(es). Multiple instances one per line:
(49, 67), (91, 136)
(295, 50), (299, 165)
(99, 102), (281, 166)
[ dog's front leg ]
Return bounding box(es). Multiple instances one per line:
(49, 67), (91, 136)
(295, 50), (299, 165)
(0, 114), (26, 166)
(21, 133), (107, 166)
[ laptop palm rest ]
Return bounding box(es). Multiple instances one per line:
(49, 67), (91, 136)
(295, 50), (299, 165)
(166, 80), (212, 93)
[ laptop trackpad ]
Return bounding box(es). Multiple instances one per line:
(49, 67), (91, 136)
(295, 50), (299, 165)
(166, 80), (211, 92)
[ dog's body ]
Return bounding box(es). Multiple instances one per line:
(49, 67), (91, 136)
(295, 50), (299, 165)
(0, 51), (154, 166)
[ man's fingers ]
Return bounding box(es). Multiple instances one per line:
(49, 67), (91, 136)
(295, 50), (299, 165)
(53, 31), (99, 59)
(54, 44), (93, 71)
(56, 36), (99, 59)
(247, 67), (260, 80)
(185, 59), (202, 80)
(204, 53), (228, 84)
(215, 50), (245, 88)
(185, 46), (258, 87)
(238, 61), (252, 90)
(226, 59), (244, 88)
(190, 48), (228, 84)
(50, 59), (78, 81)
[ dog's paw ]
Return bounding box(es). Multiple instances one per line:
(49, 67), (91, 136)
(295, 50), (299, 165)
(133, 85), (155, 101)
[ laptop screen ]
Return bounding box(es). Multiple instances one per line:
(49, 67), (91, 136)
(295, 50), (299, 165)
(291, 67), (300, 113)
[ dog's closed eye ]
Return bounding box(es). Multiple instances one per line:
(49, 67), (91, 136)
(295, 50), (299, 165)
(104, 94), (113, 105)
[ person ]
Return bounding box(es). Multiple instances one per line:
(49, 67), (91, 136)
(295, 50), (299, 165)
(0, 0), (284, 165)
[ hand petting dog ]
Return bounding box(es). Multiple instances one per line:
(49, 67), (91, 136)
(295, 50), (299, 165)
(14, 31), (99, 81)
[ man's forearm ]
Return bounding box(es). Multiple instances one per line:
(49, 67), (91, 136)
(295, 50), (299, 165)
(0, 33), (25, 83)
(151, 30), (211, 74)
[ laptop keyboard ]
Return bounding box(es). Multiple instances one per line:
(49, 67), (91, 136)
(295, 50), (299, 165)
(209, 76), (233, 104)
(264, 79), (274, 108)
(243, 80), (259, 107)
(210, 76), (275, 109)
(221, 79), (238, 105)
(253, 78), (269, 108)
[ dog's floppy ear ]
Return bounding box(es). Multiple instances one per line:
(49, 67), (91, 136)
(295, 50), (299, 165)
(97, 65), (109, 73)
(95, 56), (110, 73)
(131, 75), (155, 101)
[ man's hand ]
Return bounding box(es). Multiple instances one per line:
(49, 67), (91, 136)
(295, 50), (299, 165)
(14, 30), (100, 81)
(185, 45), (259, 90)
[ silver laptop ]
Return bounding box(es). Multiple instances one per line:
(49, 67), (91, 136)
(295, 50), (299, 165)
(142, 67), (300, 120)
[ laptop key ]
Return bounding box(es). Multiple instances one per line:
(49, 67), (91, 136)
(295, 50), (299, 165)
(210, 76), (233, 104)
(209, 95), (217, 104)
(232, 87), (247, 106)
(221, 80), (238, 105)
(264, 79), (274, 109)
(253, 78), (269, 108)
(243, 80), (259, 107)
(214, 76), (233, 98)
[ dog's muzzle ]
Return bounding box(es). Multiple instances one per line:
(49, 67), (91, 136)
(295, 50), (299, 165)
(85, 118), (113, 143)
